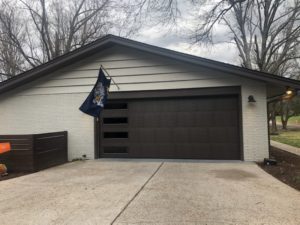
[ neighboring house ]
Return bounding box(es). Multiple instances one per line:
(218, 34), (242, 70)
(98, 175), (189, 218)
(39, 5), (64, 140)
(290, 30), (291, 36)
(0, 35), (300, 161)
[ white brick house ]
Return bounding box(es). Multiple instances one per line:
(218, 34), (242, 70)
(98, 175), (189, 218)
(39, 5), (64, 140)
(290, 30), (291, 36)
(0, 35), (299, 161)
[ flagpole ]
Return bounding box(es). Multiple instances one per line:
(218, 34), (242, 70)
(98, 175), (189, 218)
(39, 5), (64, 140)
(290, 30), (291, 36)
(101, 65), (120, 90)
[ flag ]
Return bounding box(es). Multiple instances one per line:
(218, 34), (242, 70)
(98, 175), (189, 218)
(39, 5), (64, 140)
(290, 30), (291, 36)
(79, 68), (111, 117)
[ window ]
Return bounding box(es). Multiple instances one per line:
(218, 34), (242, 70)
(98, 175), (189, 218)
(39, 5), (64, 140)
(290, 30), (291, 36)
(103, 132), (128, 139)
(103, 117), (128, 124)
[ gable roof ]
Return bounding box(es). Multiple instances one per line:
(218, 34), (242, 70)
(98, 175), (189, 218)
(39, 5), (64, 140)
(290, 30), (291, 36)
(0, 34), (300, 95)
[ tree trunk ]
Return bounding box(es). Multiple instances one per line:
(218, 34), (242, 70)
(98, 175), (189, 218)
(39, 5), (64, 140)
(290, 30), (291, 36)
(281, 119), (288, 130)
(280, 100), (294, 130)
(270, 114), (278, 134)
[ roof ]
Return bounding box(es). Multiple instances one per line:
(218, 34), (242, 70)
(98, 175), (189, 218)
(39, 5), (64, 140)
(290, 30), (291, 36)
(1, 34), (300, 95)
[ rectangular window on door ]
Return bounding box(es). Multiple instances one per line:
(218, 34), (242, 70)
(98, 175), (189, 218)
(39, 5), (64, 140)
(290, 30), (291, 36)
(103, 132), (128, 139)
(103, 117), (128, 124)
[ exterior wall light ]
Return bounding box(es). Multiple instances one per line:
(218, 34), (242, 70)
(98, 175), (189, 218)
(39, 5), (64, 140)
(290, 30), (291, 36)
(283, 87), (295, 100)
(248, 95), (256, 103)
(286, 89), (293, 96)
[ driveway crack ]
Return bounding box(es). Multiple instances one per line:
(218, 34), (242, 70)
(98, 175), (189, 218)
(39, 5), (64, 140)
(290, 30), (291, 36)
(110, 162), (164, 225)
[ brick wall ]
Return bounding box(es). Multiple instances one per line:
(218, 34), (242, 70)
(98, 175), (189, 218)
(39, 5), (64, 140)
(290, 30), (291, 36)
(241, 84), (269, 161)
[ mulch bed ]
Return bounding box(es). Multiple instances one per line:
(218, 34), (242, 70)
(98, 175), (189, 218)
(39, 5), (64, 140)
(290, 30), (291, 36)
(258, 146), (300, 191)
(0, 171), (31, 181)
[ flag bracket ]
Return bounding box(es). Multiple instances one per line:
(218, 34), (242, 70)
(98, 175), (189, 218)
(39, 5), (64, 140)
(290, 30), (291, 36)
(101, 65), (120, 90)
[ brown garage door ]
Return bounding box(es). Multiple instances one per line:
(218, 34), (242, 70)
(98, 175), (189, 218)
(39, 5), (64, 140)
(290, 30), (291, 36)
(99, 95), (241, 159)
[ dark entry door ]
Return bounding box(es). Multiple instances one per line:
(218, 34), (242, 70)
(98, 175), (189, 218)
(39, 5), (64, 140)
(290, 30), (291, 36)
(99, 95), (241, 159)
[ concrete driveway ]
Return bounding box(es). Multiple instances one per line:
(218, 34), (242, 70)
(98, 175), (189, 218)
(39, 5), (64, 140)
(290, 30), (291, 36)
(0, 160), (299, 225)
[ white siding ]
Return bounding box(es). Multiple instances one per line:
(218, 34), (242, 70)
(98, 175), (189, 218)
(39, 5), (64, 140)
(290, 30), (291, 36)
(0, 46), (269, 161)
(0, 93), (94, 160)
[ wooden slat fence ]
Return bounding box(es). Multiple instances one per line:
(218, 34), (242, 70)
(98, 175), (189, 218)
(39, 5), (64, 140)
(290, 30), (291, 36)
(0, 131), (68, 172)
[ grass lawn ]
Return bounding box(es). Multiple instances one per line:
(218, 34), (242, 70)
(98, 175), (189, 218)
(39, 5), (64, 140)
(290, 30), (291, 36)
(271, 130), (300, 148)
(276, 115), (300, 125)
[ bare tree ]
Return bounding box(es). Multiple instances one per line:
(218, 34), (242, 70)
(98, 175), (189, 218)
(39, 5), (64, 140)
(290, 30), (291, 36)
(146, 0), (300, 133)
(0, 1), (27, 77)
(279, 95), (300, 129)
(269, 101), (279, 134)
(0, 0), (140, 78)
(196, 0), (300, 133)
(133, 0), (300, 74)
(131, 0), (181, 26)
(190, 0), (300, 75)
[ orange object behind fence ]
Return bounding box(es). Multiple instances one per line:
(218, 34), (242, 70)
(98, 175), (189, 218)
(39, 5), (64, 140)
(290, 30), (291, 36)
(0, 142), (11, 154)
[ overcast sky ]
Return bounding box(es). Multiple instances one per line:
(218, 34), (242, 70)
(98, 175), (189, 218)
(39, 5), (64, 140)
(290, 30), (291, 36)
(131, 1), (241, 66)
(136, 28), (239, 65)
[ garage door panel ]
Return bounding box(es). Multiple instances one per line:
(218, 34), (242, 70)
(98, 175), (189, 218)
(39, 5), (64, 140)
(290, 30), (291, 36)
(210, 144), (240, 159)
(102, 110), (128, 117)
(173, 128), (210, 143)
(154, 129), (174, 142)
(174, 144), (211, 159)
(188, 128), (210, 143)
(212, 111), (239, 126)
(128, 129), (141, 142)
(130, 113), (175, 128)
(99, 94), (241, 160)
(214, 97), (237, 110)
(193, 112), (214, 127)
(130, 100), (177, 113)
(175, 112), (196, 127)
(193, 99), (215, 111)
(209, 127), (239, 143)
(170, 128), (189, 142)
(146, 112), (177, 127)
(130, 144), (175, 158)
(130, 128), (156, 143)
(131, 127), (212, 143)
(129, 114), (144, 128)
(101, 126), (129, 132)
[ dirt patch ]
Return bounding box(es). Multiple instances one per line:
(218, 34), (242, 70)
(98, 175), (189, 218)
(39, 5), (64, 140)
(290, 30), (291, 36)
(258, 147), (300, 191)
(212, 169), (257, 180)
(0, 171), (31, 181)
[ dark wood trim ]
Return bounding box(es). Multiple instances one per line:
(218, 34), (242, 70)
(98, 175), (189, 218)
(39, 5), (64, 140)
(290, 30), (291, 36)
(65, 131), (68, 162)
(108, 86), (241, 100)
(238, 87), (244, 160)
(94, 117), (100, 159)
(32, 134), (36, 171)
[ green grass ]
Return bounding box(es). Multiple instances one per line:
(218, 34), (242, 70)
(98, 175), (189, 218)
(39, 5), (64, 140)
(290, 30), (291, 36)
(271, 130), (300, 148)
(276, 116), (300, 125)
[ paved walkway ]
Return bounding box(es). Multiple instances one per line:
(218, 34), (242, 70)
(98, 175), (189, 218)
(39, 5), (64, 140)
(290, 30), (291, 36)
(271, 140), (300, 156)
(0, 159), (299, 225)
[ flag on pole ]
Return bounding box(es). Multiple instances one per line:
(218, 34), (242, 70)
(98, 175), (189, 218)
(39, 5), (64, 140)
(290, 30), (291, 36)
(79, 68), (111, 117)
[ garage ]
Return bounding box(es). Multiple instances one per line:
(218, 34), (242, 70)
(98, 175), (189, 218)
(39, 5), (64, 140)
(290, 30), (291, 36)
(5, 35), (299, 161)
(98, 88), (241, 160)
